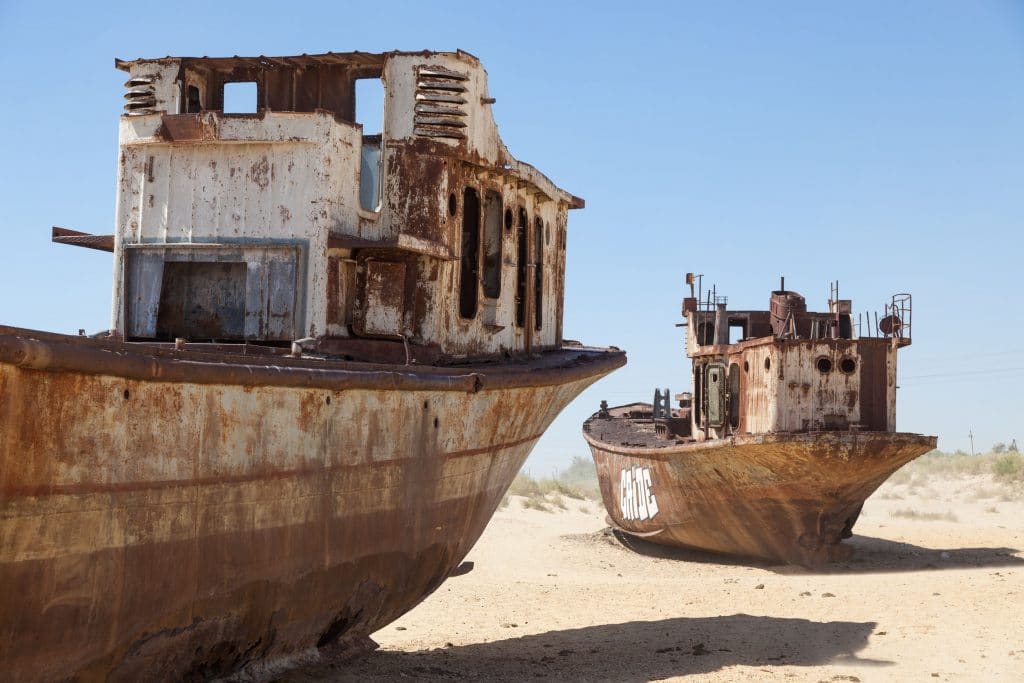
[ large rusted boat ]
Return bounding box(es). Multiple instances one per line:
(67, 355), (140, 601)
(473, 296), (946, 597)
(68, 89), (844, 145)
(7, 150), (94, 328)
(0, 50), (624, 680)
(584, 276), (933, 567)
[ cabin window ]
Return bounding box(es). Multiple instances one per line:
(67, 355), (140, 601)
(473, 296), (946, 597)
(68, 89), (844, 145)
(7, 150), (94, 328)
(223, 82), (258, 113)
(728, 363), (740, 430)
(357, 78), (385, 212)
(839, 314), (853, 339)
(694, 365), (704, 426)
(157, 262), (247, 340)
(534, 217), (544, 331)
(356, 78), (384, 135)
(124, 245), (299, 342)
(185, 85), (202, 113)
(504, 209), (513, 233)
(697, 321), (715, 345)
(515, 208), (528, 327)
(459, 187), (481, 319)
(483, 191), (503, 299)
(359, 136), (382, 211)
(816, 357), (833, 373)
(728, 321), (747, 344)
(840, 357), (857, 374)
(706, 365), (726, 427)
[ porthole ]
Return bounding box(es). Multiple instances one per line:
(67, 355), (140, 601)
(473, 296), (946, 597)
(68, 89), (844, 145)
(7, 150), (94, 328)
(816, 357), (833, 373)
(743, 360), (750, 373)
(840, 357), (857, 374)
(448, 192), (457, 217)
(764, 357), (771, 372)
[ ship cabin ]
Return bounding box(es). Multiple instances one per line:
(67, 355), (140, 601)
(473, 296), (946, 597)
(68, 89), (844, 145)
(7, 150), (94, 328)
(678, 276), (912, 442)
(55, 50), (581, 363)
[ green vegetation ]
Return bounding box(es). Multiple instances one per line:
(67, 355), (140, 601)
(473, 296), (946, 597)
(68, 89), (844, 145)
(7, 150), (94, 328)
(992, 452), (1022, 481)
(890, 448), (1024, 489)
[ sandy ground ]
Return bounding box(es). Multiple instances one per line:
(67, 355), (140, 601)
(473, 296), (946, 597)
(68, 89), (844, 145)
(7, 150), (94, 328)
(281, 476), (1024, 682)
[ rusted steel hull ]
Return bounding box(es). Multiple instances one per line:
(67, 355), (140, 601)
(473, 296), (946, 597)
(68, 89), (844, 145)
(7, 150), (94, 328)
(585, 429), (935, 567)
(0, 327), (624, 681)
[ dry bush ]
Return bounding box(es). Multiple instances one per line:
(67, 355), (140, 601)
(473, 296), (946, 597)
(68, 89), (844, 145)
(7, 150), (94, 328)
(984, 506), (999, 514)
(888, 468), (912, 485)
(521, 495), (550, 512)
(966, 486), (1002, 501)
(554, 456), (603, 501)
(508, 473), (542, 498)
(537, 478), (587, 501)
(890, 508), (958, 522)
(876, 490), (904, 501)
(547, 492), (567, 510)
(900, 449), (999, 481)
(993, 452), (1023, 482)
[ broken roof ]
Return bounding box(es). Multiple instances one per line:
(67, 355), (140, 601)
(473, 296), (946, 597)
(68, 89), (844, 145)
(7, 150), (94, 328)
(115, 49), (481, 73)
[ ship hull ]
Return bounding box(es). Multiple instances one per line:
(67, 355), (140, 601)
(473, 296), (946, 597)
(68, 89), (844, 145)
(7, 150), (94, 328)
(0, 327), (623, 681)
(585, 430), (935, 567)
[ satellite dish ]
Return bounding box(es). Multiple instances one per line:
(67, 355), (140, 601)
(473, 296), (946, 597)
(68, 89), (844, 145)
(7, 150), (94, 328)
(879, 315), (902, 335)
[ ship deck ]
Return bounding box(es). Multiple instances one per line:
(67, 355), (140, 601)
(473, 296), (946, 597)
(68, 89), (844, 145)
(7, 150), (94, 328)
(0, 325), (625, 392)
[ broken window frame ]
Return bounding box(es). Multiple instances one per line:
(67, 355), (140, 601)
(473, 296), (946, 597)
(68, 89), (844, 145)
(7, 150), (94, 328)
(122, 243), (303, 343)
(482, 191), (503, 299)
(458, 186), (481, 320)
(222, 81), (259, 114)
(534, 216), (544, 331)
(514, 208), (528, 328)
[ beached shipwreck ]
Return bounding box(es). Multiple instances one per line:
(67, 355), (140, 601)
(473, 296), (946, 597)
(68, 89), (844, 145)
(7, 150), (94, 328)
(584, 276), (934, 566)
(0, 50), (623, 680)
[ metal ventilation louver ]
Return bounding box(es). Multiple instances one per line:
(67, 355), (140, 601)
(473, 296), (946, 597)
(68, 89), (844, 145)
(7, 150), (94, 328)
(414, 67), (468, 139)
(123, 77), (157, 116)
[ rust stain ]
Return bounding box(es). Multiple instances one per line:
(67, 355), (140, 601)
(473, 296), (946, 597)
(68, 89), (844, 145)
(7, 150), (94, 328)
(249, 156), (270, 191)
(8, 48), (626, 683)
(585, 276), (932, 566)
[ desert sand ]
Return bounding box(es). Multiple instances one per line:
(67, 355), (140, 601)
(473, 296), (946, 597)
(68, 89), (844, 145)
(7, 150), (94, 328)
(281, 474), (1024, 682)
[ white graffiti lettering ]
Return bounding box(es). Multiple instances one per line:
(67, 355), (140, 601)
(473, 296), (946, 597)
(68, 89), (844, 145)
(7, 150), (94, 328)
(619, 466), (659, 521)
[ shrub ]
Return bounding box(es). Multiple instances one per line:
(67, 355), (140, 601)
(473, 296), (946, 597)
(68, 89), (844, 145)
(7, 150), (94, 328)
(508, 473), (542, 498)
(890, 508), (958, 522)
(993, 453), (1023, 481)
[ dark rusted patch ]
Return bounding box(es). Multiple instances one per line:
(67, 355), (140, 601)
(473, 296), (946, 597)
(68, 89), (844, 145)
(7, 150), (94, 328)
(249, 157), (270, 191)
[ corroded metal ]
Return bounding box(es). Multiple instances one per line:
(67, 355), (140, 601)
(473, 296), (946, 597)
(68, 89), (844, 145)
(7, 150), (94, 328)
(585, 277), (934, 566)
(3, 49), (625, 680)
(1, 328), (622, 680)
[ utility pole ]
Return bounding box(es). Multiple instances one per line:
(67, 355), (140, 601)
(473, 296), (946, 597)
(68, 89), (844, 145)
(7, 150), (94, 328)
(968, 430), (975, 457)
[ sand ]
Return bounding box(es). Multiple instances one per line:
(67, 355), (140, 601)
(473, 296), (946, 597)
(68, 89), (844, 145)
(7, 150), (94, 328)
(281, 476), (1024, 682)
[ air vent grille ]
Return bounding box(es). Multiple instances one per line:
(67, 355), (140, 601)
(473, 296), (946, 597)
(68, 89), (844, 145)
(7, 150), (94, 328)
(413, 67), (468, 139)
(123, 77), (157, 116)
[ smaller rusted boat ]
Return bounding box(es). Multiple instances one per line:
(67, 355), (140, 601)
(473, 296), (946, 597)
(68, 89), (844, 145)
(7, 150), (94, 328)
(584, 275), (935, 566)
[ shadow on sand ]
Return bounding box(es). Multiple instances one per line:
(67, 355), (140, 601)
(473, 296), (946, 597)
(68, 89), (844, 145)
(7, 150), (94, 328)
(282, 613), (884, 681)
(591, 527), (1024, 574)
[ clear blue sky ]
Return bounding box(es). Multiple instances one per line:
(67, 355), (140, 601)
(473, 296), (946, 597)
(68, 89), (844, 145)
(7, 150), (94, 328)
(1, 1), (1022, 473)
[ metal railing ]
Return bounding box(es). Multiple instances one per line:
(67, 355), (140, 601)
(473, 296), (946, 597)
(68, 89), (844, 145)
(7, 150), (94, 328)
(856, 293), (912, 345)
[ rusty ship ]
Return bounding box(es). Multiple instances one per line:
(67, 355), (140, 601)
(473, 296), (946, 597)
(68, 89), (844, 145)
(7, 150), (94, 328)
(584, 275), (934, 567)
(0, 50), (624, 680)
